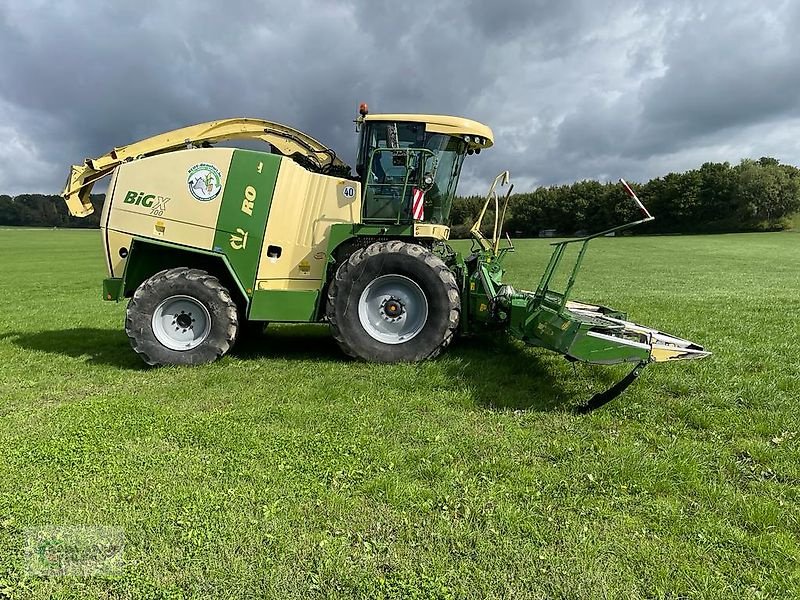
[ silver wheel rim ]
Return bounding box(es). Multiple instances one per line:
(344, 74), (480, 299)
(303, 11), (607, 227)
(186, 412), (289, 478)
(357, 274), (428, 344)
(151, 295), (212, 351)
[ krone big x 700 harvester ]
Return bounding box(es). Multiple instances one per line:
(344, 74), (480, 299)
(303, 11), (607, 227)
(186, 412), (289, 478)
(62, 105), (708, 409)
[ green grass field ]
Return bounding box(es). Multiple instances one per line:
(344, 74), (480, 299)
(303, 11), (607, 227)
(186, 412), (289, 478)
(0, 229), (798, 599)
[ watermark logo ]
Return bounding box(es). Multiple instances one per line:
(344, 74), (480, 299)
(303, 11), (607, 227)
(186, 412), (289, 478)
(24, 526), (125, 577)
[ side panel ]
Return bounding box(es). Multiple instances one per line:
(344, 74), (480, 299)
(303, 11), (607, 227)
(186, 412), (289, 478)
(101, 168), (120, 277)
(212, 151), (281, 295)
(107, 148), (235, 250)
(254, 160), (361, 292)
(103, 147), (283, 299)
(100, 167), (118, 227)
(106, 229), (134, 278)
(249, 290), (319, 321)
(413, 223), (450, 240)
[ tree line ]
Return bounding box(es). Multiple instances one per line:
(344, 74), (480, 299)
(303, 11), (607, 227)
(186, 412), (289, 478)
(0, 194), (104, 228)
(451, 157), (800, 238)
(1, 157), (798, 236)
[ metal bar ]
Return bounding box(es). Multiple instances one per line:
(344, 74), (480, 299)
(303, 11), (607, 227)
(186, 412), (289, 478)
(478, 264), (497, 298)
(531, 178), (659, 306)
(536, 243), (566, 296)
(398, 152), (411, 225)
(493, 184), (514, 255)
(620, 178), (653, 220)
(559, 240), (590, 311)
(548, 216), (654, 248)
(546, 179), (655, 249)
(491, 192), (499, 249)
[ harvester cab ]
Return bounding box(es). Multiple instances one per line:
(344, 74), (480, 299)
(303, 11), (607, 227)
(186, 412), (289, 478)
(354, 105), (492, 229)
(60, 105), (708, 409)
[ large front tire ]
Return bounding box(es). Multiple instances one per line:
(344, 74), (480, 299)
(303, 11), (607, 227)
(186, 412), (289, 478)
(125, 267), (239, 366)
(326, 241), (460, 362)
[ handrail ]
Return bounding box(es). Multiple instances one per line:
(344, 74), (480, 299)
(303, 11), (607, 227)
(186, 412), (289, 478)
(470, 171), (513, 252)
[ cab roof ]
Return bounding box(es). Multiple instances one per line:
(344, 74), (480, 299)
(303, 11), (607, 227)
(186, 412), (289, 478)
(363, 113), (494, 149)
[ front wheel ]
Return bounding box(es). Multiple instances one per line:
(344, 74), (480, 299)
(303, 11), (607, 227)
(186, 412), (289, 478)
(125, 268), (239, 366)
(326, 241), (460, 362)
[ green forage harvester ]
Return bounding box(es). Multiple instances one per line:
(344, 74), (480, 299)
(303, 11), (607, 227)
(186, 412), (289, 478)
(61, 104), (708, 409)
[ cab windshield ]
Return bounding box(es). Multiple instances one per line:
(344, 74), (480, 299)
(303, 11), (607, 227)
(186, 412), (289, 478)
(423, 133), (466, 223)
(357, 122), (467, 225)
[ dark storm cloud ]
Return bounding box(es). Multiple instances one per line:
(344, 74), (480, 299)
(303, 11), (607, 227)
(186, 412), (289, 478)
(1, 0), (799, 195)
(637, 3), (800, 148)
(549, 1), (800, 181)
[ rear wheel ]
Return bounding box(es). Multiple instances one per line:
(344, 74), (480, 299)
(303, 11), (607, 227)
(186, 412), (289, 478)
(125, 267), (239, 366)
(326, 241), (460, 362)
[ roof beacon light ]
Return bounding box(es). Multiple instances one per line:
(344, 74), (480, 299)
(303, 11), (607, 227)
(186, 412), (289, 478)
(359, 103), (369, 116)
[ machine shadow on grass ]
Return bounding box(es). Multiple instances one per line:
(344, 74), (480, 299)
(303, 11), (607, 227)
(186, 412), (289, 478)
(444, 335), (578, 412)
(1, 325), (346, 370)
(1, 328), (147, 369)
(240, 325), (587, 412)
(3, 325), (617, 411)
(233, 323), (344, 362)
(447, 337), (637, 412)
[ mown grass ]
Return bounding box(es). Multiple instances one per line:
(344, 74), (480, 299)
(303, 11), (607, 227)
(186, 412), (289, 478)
(0, 229), (798, 599)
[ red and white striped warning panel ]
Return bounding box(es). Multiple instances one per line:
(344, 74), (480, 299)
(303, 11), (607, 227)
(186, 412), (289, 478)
(411, 187), (425, 221)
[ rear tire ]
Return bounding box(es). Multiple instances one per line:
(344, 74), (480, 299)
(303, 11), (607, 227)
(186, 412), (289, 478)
(326, 241), (460, 362)
(125, 267), (239, 366)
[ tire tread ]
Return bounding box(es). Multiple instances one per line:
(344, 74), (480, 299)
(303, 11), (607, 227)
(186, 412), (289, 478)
(326, 241), (459, 361)
(125, 267), (238, 366)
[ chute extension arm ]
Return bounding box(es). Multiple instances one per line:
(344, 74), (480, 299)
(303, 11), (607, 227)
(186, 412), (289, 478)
(62, 118), (348, 217)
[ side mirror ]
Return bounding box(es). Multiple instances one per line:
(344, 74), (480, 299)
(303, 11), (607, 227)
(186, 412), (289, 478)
(419, 153), (439, 190)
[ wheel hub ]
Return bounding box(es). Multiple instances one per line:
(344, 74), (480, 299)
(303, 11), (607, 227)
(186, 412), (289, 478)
(380, 297), (405, 321)
(357, 274), (428, 344)
(151, 295), (212, 351)
(175, 312), (194, 330)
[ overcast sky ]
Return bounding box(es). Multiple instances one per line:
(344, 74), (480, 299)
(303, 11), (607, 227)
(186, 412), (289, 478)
(1, 0), (799, 195)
